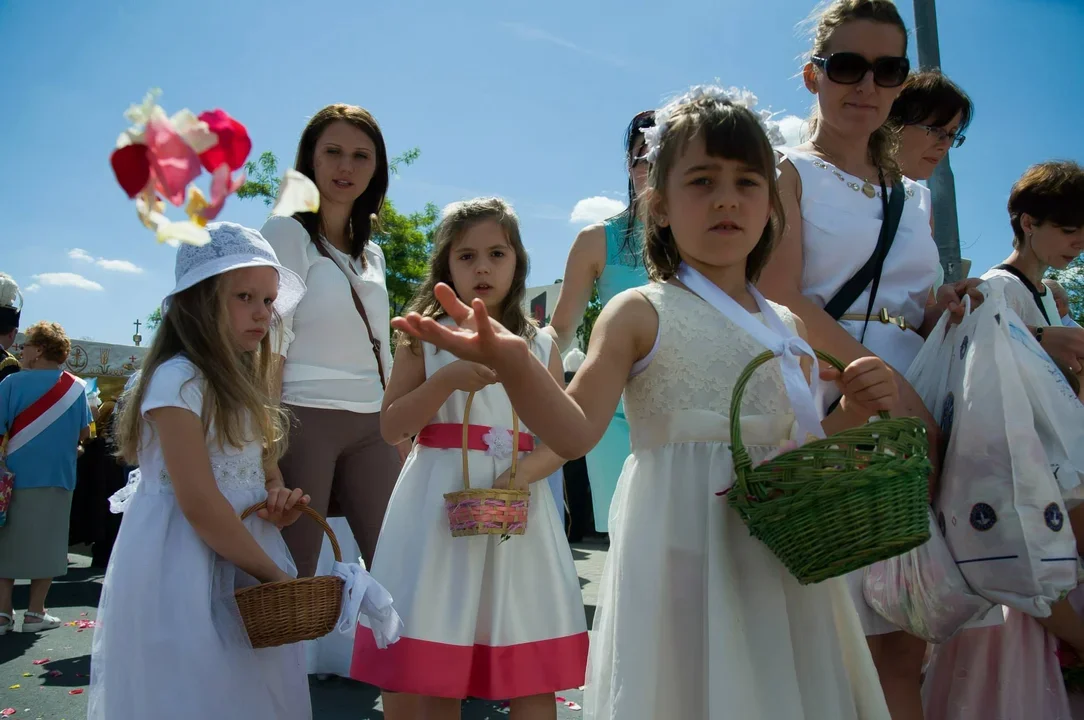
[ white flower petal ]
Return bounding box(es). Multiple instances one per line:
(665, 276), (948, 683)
(156, 220), (211, 247)
(272, 169), (320, 217)
(170, 109), (219, 154)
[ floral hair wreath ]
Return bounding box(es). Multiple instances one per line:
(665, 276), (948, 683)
(640, 84), (787, 174)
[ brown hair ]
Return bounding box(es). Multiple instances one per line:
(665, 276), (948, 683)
(114, 276), (287, 465)
(889, 69), (973, 134)
(1008, 161), (1084, 249)
(23, 321), (70, 363)
(640, 97), (784, 283)
(807, 0), (909, 179)
(400, 197), (535, 350)
(292, 104), (389, 262)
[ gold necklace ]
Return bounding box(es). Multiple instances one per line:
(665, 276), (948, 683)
(810, 142), (879, 198)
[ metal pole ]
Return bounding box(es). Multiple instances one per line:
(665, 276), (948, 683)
(912, 0), (963, 283)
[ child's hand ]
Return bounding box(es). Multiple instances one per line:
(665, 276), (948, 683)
(437, 360), (499, 393)
(257, 486), (311, 529)
(821, 356), (898, 418)
(391, 283), (530, 373)
(493, 468), (527, 491)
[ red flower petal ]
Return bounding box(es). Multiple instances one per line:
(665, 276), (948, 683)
(145, 114), (202, 207)
(110, 144), (151, 199)
(200, 164), (246, 222)
(197, 110), (251, 172)
(31, 659), (49, 665)
(1, 708), (14, 716)
(68, 689), (84, 695)
(47, 670), (62, 678)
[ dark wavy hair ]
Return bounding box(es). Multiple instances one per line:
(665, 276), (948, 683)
(641, 97), (784, 283)
(613, 110), (656, 263)
(889, 70), (973, 134)
(291, 104), (389, 264)
(1008, 161), (1084, 249)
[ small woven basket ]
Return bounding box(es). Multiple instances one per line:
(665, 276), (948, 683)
(234, 502), (345, 648)
(443, 391), (530, 538)
(727, 350), (931, 585)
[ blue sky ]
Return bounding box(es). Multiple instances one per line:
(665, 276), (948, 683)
(2, 0), (1081, 345)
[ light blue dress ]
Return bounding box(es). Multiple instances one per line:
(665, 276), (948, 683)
(585, 213), (648, 532)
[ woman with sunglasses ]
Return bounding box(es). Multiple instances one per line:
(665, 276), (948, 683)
(889, 70), (974, 291)
(543, 110), (654, 536)
(759, 2), (975, 718)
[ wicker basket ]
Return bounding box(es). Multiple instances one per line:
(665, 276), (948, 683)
(234, 502), (345, 648)
(443, 391), (530, 538)
(727, 350), (931, 585)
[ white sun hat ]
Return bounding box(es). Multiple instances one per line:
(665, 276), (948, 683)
(162, 222), (306, 317)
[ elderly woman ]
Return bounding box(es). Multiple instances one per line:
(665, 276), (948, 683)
(0, 321), (92, 634)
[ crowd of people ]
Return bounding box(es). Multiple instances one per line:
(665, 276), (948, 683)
(0, 0), (1083, 718)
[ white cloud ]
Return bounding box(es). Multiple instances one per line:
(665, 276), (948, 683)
(777, 115), (809, 147)
(23, 283), (40, 293)
(570, 196), (626, 225)
(500, 21), (628, 68)
(68, 248), (144, 274)
(32, 273), (105, 291)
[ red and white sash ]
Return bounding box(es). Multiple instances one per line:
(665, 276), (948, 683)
(5, 372), (85, 455)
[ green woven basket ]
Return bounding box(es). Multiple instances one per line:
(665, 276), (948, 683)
(727, 350), (931, 585)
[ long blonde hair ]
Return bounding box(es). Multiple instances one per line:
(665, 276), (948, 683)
(115, 275), (287, 465)
(806, 0), (908, 179)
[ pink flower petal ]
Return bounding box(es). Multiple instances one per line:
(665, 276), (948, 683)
(200, 164), (246, 222)
(47, 671), (62, 678)
(68, 689), (84, 695)
(197, 110), (251, 172)
(1, 708), (14, 716)
(565, 701), (582, 711)
(31, 659), (49, 665)
(145, 112), (201, 206)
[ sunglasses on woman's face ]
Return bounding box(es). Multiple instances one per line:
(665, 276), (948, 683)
(812, 53), (910, 88)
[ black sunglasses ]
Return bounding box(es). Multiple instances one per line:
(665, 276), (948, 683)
(812, 53), (910, 88)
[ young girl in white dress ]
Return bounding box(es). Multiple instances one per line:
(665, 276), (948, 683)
(392, 88), (899, 719)
(88, 223), (313, 720)
(351, 197), (587, 720)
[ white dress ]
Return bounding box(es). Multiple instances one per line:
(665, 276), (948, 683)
(787, 149), (940, 635)
(585, 283), (889, 720)
(88, 357), (310, 720)
(351, 328), (588, 700)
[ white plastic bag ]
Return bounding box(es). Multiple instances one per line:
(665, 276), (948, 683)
(863, 508), (994, 643)
(904, 310), (955, 412)
(934, 288), (1077, 616)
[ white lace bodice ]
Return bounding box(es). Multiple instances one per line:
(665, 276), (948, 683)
(624, 283), (795, 427)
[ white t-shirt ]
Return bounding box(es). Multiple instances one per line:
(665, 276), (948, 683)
(138, 356), (262, 487)
(261, 216), (392, 414)
(980, 267), (1062, 329)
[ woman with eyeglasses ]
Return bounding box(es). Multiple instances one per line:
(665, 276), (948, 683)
(543, 110), (654, 536)
(889, 70), (974, 291)
(759, 2), (979, 718)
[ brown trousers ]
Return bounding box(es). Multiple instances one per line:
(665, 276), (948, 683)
(279, 405), (401, 577)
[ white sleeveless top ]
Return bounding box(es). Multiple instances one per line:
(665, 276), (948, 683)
(786, 149), (940, 373)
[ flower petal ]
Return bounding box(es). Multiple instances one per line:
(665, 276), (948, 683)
(199, 164), (246, 223)
(68, 689), (84, 696)
(272, 169), (320, 217)
(185, 186), (210, 228)
(1, 708), (14, 716)
(170, 109), (218, 155)
(136, 189), (168, 231)
(156, 219), (211, 247)
(31, 659), (49, 665)
(197, 110), (252, 172)
(110, 144), (151, 199)
(145, 111), (202, 206)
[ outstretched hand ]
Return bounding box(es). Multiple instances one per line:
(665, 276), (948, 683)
(391, 283), (528, 370)
(936, 278), (985, 323)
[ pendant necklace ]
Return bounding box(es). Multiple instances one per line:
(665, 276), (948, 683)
(811, 142), (878, 198)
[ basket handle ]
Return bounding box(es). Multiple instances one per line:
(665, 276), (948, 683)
(729, 349), (890, 475)
(240, 501), (342, 563)
(460, 391), (521, 491)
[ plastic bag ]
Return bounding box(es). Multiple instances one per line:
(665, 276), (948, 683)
(935, 288), (1077, 616)
(863, 508), (994, 643)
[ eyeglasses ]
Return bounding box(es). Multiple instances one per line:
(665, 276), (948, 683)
(916, 124), (966, 149)
(811, 53), (910, 88)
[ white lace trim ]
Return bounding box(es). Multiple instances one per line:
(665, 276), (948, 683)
(108, 455), (265, 513)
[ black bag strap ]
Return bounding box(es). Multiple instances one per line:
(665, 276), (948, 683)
(823, 174), (907, 344)
(992, 264), (1052, 325)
